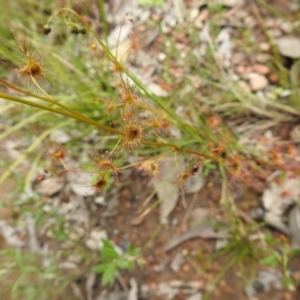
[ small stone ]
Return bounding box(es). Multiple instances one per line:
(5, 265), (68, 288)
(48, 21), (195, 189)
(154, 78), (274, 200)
(236, 65), (246, 75)
(280, 21), (293, 33)
(152, 13), (162, 22)
(275, 37), (300, 58)
(290, 3), (300, 11)
(250, 208), (265, 221)
(244, 16), (255, 27)
(269, 29), (282, 38)
(189, 8), (199, 20)
(256, 270), (283, 291)
(187, 293), (202, 300)
(85, 229), (107, 251)
(140, 284), (150, 297)
(268, 73), (279, 84)
(218, 0), (245, 7)
(94, 195), (105, 205)
(265, 18), (277, 28)
(231, 53), (244, 65)
(256, 53), (270, 63)
(153, 262), (165, 273)
(158, 52), (167, 61)
(259, 42), (270, 52)
(253, 280), (264, 293)
(246, 73), (268, 91)
(58, 261), (77, 269)
(182, 264), (190, 272)
(61, 241), (74, 249)
(235, 10), (249, 20)
(195, 19), (204, 29)
(252, 64), (270, 75)
(85, 239), (98, 251)
(69, 232), (80, 241)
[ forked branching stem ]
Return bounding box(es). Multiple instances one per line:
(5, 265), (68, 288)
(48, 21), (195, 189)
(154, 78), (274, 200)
(0, 80), (217, 161)
(2, 7), (297, 190)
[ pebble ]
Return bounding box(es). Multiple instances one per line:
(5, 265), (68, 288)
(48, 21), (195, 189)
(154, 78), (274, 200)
(268, 29), (281, 38)
(236, 65), (246, 75)
(58, 261), (77, 269)
(189, 8), (199, 20)
(280, 21), (293, 33)
(268, 73), (279, 84)
(85, 229), (107, 251)
(244, 16), (255, 28)
(255, 53), (270, 63)
(246, 73), (268, 91)
(252, 64), (270, 75)
(158, 52), (167, 61)
(275, 36), (300, 58)
(140, 284), (150, 297)
(265, 19), (276, 28)
(153, 262), (165, 272)
(253, 280), (265, 293)
(94, 195), (105, 205)
(187, 293), (202, 300)
(221, 0), (245, 7)
(182, 264), (190, 272)
(231, 52), (244, 66)
(290, 3), (300, 11)
(235, 10), (249, 20)
(259, 42), (270, 52)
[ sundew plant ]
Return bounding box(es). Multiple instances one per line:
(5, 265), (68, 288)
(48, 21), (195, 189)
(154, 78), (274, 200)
(0, 7), (299, 197)
(1, 2), (300, 298)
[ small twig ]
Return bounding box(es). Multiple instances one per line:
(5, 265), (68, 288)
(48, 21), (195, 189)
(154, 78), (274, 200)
(115, 271), (128, 291)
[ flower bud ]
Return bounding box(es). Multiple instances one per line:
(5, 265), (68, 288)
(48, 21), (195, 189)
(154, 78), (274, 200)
(42, 24), (51, 35)
(69, 24), (79, 35)
(79, 27), (86, 34)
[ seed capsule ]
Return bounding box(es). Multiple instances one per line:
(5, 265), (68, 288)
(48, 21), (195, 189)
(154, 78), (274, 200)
(42, 24), (51, 35)
(79, 27), (86, 34)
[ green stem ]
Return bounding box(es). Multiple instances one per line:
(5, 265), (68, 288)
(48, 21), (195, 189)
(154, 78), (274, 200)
(0, 92), (123, 135)
(47, 8), (204, 143)
(0, 78), (123, 135)
(203, 255), (239, 300)
(142, 140), (215, 160)
(98, 0), (109, 42)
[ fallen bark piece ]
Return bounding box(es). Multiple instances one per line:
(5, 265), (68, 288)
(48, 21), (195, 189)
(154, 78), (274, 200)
(164, 225), (229, 252)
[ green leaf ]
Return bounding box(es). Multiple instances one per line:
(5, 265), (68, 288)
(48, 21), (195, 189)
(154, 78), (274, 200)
(283, 276), (295, 290)
(261, 255), (278, 267)
(101, 239), (120, 262)
(93, 263), (109, 274)
(116, 258), (133, 270)
(127, 244), (141, 257)
(138, 0), (164, 6)
(101, 263), (116, 285)
(291, 249), (300, 257)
